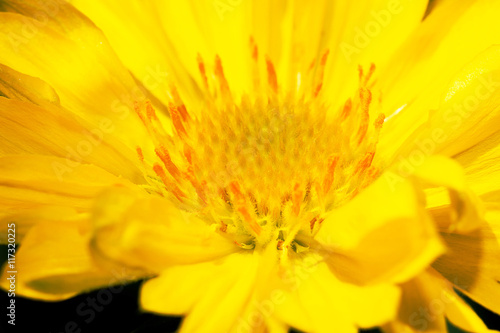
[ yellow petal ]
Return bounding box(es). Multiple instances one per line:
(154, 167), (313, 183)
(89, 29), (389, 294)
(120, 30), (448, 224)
(69, 0), (204, 111)
(178, 253), (259, 333)
(275, 259), (358, 333)
(91, 187), (240, 271)
(0, 5), (150, 147)
(415, 156), (484, 233)
(432, 218), (500, 315)
(141, 264), (214, 316)
(378, 1), (500, 162)
(429, 46), (500, 157)
(386, 268), (488, 333)
(0, 219), (140, 301)
(322, 0), (428, 108)
(0, 63), (59, 105)
(316, 173), (444, 285)
(0, 98), (143, 183)
(0, 154), (135, 242)
(455, 130), (500, 200)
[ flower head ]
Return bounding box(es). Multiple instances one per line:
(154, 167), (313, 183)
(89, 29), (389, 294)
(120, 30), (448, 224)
(1, 0), (500, 332)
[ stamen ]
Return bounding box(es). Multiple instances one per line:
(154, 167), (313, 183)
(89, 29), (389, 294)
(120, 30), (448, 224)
(153, 164), (186, 201)
(341, 98), (352, 120)
(323, 154), (340, 194)
(230, 182), (262, 235)
(313, 49), (330, 97)
(266, 56), (278, 94)
(155, 145), (181, 181)
(215, 55), (232, 100)
(132, 43), (386, 256)
(168, 103), (187, 138)
(356, 87), (372, 146)
(197, 53), (209, 90)
(292, 183), (303, 216)
(136, 146), (144, 163)
(249, 36), (261, 90)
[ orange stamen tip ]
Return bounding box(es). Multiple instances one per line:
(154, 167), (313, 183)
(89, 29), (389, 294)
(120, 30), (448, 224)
(220, 221), (228, 233)
(341, 98), (352, 119)
(178, 104), (189, 122)
(366, 63), (376, 83)
(374, 113), (385, 128)
(168, 103), (187, 137)
(249, 36), (258, 61)
(320, 49), (330, 65)
(155, 145), (181, 180)
(146, 101), (159, 121)
(183, 144), (193, 164)
(153, 163), (166, 178)
(214, 54), (231, 97)
(136, 146), (144, 163)
(309, 216), (318, 231)
(134, 102), (146, 124)
(265, 56), (278, 94)
(313, 83), (323, 98)
(292, 183), (303, 216)
(323, 155), (340, 194)
(197, 53), (209, 88)
(238, 206), (262, 235)
(354, 151), (375, 175)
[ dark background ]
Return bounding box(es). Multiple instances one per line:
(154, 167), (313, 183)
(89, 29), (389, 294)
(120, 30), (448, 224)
(0, 245), (499, 333)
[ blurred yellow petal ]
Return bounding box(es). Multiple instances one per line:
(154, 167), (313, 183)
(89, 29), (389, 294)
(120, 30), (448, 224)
(0, 3), (150, 147)
(69, 0), (204, 112)
(0, 97), (143, 182)
(0, 219), (140, 301)
(433, 219), (500, 315)
(0, 154), (135, 242)
(91, 187), (240, 272)
(456, 130), (500, 200)
(178, 253), (259, 333)
(0, 1), (499, 332)
(385, 268), (488, 333)
(416, 156), (484, 233)
(0, 63), (59, 105)
(378, 0), (500, 161)
(276, 260), (358, 333)
(396, 45), (500, 160)
(316, 174), (444, 285)
(323, 0), (428, 108)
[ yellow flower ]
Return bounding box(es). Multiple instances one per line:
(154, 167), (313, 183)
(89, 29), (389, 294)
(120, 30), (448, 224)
(0, 0), (499, 332)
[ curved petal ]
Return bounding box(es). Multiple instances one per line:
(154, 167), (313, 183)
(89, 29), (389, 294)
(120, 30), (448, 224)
(322, 0), (428, 107)
(0, 219), (141, 301)
(432, 218), (500, 315)
(0, 63), (59, 105)
(0, 97), (143, 183)
(68, 0), (204, 111)
(378, 0), (500, 162)
(275, 258), (398, 332)
(276, 271), (357, 332)
(393, 46), (500, 164)
(384, 268), (489, 333)
(315, 172), (444, 285)
(91, 187), (240, 272)
(416, 156), (484, 233)
(177, 253), (258, 333)
(455, 129), (500, 200)
(0, 4), (150, 147)
(0, 154), (136, 243)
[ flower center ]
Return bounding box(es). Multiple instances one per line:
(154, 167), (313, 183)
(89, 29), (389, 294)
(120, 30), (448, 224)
(134, 40), (385, 254)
